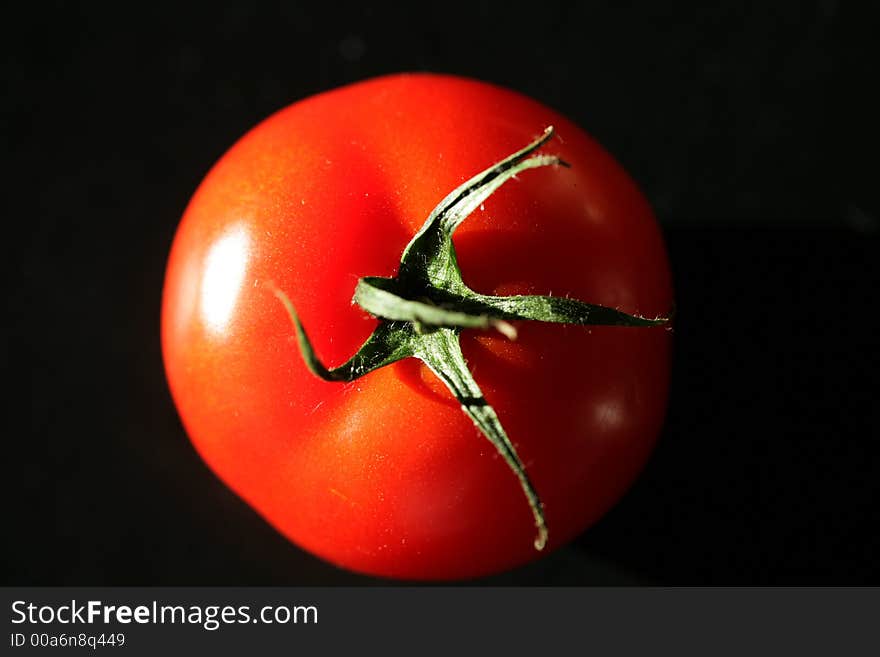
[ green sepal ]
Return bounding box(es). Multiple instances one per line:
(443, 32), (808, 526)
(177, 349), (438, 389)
(432, 288), (669, 327)
(272, 285), (415, 382)
(412, 327), (548, 550)
(398, 126), (568, 294)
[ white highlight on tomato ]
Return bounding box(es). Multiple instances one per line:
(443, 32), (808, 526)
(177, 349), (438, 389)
(200, 224), (250, 334)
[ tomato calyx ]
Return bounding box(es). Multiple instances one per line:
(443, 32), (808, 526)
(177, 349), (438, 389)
(273, 127), (670, 551)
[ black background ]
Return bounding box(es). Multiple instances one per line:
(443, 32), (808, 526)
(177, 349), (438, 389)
(5, 2), (878, 584)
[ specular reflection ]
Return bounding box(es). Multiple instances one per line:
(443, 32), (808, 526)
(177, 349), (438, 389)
(200, 224), (250, 334)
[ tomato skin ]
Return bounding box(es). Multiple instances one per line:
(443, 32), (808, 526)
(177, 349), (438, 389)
(161, 73), (672, 579)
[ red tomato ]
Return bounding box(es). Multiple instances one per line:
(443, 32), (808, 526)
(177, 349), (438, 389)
(161, 73), (672, 579)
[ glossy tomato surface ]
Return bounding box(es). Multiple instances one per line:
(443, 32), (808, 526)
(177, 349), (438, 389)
(161, 73), (673, 580)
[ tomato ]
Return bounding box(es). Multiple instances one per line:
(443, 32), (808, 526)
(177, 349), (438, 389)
(161, 73), (673, 580)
